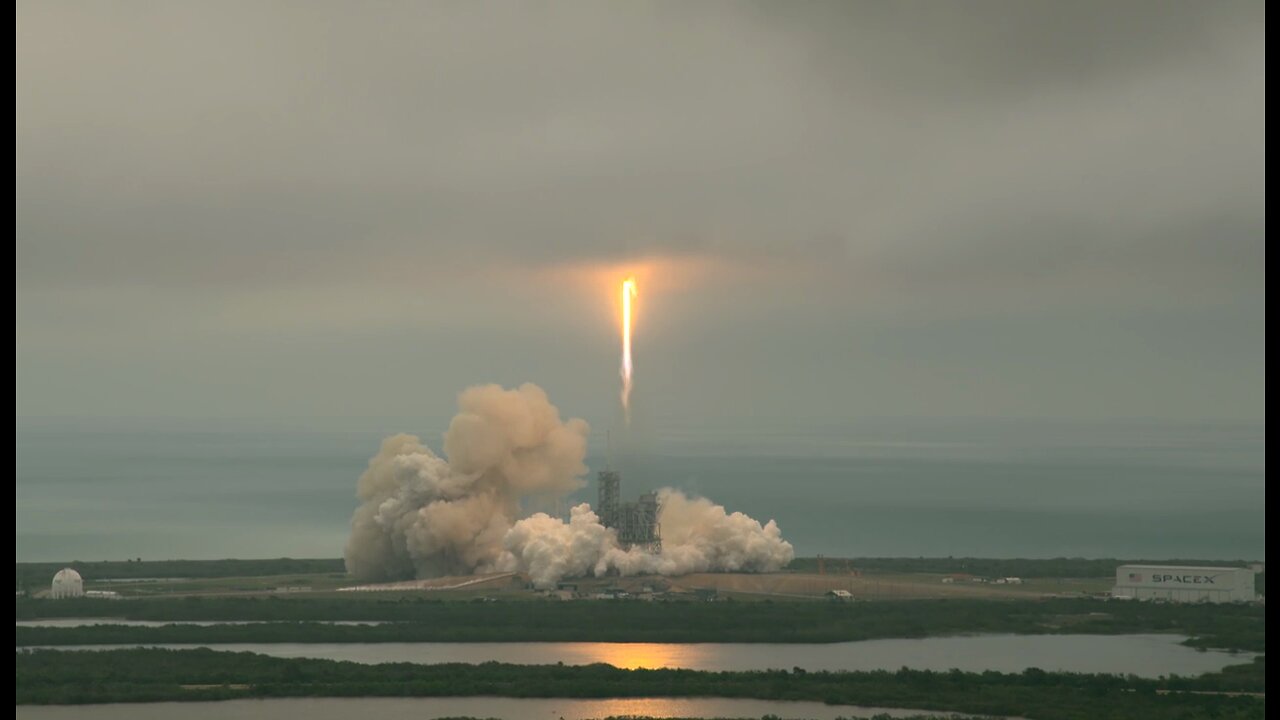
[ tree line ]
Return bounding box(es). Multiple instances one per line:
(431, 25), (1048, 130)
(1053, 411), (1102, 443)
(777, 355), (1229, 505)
(16, 596), (1265, 652)
(15, 648), (1264, 720)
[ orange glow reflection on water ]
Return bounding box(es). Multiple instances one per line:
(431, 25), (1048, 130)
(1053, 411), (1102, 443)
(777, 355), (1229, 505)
(582, 697), (700, 717)
(569, 642), (699, 670)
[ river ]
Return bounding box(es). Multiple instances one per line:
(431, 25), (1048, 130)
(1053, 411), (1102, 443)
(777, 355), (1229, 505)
(19, 632), (1253, 677)
(16, 618), (390, 627)
(13, 696), (1005, 719)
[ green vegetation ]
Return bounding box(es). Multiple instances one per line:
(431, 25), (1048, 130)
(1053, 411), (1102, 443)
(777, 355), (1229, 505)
(17, 556), (1265, 595)
(76, 572), (355, 598)
(15, 558), (346, 591)
(16, 597), (1265, 651)
(14, 648), (1265, 719)
(789, 557), (1265, 596)
(790, 556), (1258, 579)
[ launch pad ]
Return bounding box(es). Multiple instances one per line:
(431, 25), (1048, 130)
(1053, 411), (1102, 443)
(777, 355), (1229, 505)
(597, 470), (661, 552)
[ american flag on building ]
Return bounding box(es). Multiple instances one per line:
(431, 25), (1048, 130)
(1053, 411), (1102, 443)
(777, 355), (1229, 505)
(1128, 573), (1142, 582)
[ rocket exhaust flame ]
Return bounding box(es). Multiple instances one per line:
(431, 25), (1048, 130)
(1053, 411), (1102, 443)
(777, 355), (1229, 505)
(621, 277), (637, 423)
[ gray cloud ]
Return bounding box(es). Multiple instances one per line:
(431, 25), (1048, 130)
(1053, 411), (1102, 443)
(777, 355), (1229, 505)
(16, 0), (1264, 422)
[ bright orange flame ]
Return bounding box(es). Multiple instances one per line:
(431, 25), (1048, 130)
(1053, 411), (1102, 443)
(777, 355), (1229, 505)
(621, 277), (637, 422)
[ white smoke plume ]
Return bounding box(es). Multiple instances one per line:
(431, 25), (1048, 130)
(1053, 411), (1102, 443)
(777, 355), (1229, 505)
(345, 383), (795, 586)
(498, 491), (795, 589)
(344, 383), (590, 582)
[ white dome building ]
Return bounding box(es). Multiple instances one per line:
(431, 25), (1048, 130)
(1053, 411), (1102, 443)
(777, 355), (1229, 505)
(51, 568), (84, 599)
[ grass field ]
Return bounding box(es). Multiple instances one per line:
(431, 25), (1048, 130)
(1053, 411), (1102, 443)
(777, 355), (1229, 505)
(16, 556), (1250, 602)
(670, 572), (1113, 600)
(81, 571), (1109, 602)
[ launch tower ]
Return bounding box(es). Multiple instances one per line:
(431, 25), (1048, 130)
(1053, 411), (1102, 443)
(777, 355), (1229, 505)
(596, 469), (660, 552)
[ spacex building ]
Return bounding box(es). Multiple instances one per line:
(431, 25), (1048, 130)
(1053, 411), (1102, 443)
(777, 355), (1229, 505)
(1112, 565), (1256, 603)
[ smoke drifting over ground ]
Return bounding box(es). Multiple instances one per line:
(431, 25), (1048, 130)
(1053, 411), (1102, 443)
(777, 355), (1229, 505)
(501, 491), (794, 588)
(344, 383), (794, 586)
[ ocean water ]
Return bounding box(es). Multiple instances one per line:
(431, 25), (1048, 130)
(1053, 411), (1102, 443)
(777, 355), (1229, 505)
(15, 418), (1265, 562)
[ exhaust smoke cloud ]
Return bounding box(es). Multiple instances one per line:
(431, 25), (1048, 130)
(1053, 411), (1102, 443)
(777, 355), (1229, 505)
(344, 383), (794, 586)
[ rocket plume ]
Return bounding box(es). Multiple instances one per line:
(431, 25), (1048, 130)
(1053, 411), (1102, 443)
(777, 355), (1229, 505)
(342, 384), (590, 582)
(621, 277), (637, 424)
(343, 383), (795, 586)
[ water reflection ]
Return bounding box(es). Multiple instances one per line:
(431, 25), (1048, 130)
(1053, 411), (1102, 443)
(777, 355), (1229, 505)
(575, 642), (697, 669)
(21, 633), (1255, 677)
(16, 619), (389, 628)
(13, 697), (982, 720)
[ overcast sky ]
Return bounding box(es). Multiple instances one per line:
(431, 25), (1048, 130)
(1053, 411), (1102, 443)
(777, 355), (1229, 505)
(16, 0), (1265, 429)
